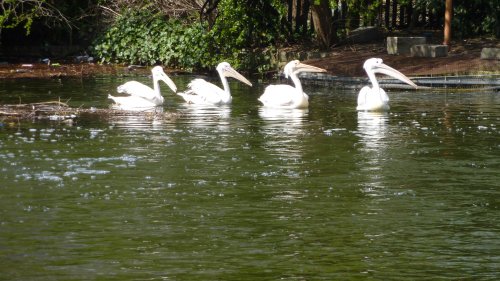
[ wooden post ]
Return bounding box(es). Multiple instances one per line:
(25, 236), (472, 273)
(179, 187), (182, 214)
(443, 0), (452, 48)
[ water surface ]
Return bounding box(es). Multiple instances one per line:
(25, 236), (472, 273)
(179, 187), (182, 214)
(0, 76), (499, 280)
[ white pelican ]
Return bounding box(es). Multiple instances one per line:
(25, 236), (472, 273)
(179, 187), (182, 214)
(177, 62), (252, 105)
(108, 66), (177, 110)
(357, 58), (417, 111)
(258, 60), (326, 109)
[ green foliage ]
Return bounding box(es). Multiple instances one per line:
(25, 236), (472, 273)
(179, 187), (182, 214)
(453, 0), (499, 38)
(198, 0), (286, 72)
(92, 1), (286, 73)
(91, 0), (499, 73)
(93, 11), (216, 70)
(0, 0), (45, 35)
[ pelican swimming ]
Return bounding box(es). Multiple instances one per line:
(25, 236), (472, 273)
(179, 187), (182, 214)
(258, 60), (326, 109)
(357, 58), (417, 111)
(108, 66), (177, 110)
(177, 62), (252, 105)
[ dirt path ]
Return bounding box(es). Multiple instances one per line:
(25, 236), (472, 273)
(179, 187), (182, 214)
(304, 39), (499, 77)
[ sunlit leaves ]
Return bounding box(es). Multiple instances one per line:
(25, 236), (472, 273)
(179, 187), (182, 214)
(92, 1), (284, 73)
(0, 0), (46, 34)
(92, 11), (216, 70)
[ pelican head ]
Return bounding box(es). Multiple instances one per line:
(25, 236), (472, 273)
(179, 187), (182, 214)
(363, 58), (417, 89)
(152, 66), (177, 93)
(284, 60), (326, 78)
(216, 62), (252, 86)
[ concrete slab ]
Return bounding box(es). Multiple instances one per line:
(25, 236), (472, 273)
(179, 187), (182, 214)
(480, 48), (500, 60)
(411, 44), (448, 57)
(387, 37), (426, 55)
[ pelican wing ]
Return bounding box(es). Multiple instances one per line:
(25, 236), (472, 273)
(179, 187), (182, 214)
(258, 85), (299, 107)
(117, 81), (156, 100)
(108, 94), (158, 109)
(178, 79), (225, 105)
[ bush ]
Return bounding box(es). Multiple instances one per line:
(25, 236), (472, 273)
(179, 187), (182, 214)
(92, 11), (217, 71)
(92, 6), (283, 73)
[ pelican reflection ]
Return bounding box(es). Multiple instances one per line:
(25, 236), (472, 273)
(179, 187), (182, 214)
(108, 107), (168, 131)
(259, 107), (308, 125)
(179, 104), (232, 129)
(356, 111), (390, 193)
(356, 111), (389, 151)
(258, 107), (308, 158)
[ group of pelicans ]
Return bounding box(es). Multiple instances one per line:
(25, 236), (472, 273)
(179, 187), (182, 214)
(108, 58), (418, 112)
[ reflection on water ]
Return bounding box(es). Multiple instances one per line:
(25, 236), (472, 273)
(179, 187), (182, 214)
(180, 103), (232, 127)
(258, 107), (308, 160)
(356, 111), (390, 193)
(109, 103), (163, 112)
(108, 107), (167, 130)
(356, 111), (389, 152)
(0, 78), (499, 280)
(258, 107), (308, 123)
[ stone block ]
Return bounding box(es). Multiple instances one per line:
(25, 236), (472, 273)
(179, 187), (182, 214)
(480, 48), (500, 60)
(411, 44), (448, 57)
(387, 37), (426, 55)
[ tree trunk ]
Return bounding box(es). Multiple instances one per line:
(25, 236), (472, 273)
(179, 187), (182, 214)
(385, 0), (391, 29)
(429, 6), (435, 28)
(408, 0), (419, 29)
(406, 0), (413, 28)
(292, 0), (310, 35)
(311, 0), (336, 49)
(494, 0), (500, 38)
(347, 3), (360, 30)
(391, 0), (398, 28)
(300, 0), (310, 36)
(292, 0), (300, 32)
(443, 0), (452, 47)
(339, 0), (347, 32)
(496, 5), (500, 38)
(287, 0), (293, 30)
(419, 5), (426, 27)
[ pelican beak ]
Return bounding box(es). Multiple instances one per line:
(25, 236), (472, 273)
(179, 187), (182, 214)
(159, 72), (178, 93)
(224, 67), (253, 87)
(294, 62), (327, 75)
(374, 63), (418, 89)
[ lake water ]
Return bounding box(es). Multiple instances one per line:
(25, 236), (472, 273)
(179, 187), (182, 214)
(0, 75), (499, 280)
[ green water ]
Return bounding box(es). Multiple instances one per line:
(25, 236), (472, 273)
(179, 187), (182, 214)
(0, 76), (499, 280)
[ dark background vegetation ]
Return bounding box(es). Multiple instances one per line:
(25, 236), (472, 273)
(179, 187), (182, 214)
(1, 0), (498, 73)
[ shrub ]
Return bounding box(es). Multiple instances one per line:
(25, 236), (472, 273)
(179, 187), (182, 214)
(92, 3), (286, 73)
(92, 10), (217, 71)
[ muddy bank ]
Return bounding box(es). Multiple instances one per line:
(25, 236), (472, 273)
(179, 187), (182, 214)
(0, 63), (151, 79)
(1, 39), (498, 79)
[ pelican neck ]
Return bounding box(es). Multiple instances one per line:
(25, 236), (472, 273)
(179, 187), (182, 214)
(367, 70), (380, 91)
(218, 70), (232, 103)
(289, 73), (303, 94)
(152, 75), (161, 96)
(151, 75), (164, 105)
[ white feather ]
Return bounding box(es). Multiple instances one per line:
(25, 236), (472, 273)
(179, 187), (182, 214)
(259, 60), (325, 109)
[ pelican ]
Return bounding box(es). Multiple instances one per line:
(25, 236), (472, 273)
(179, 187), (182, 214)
(177, 62), (252, 105)
(357, 58), (417, 111)
(108, 66), (177, 110)
(258, 60), (326, 109)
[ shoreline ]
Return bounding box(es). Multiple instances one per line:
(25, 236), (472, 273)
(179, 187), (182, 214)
(1, 40), (498, 81)
(1, 61), (498, 80)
